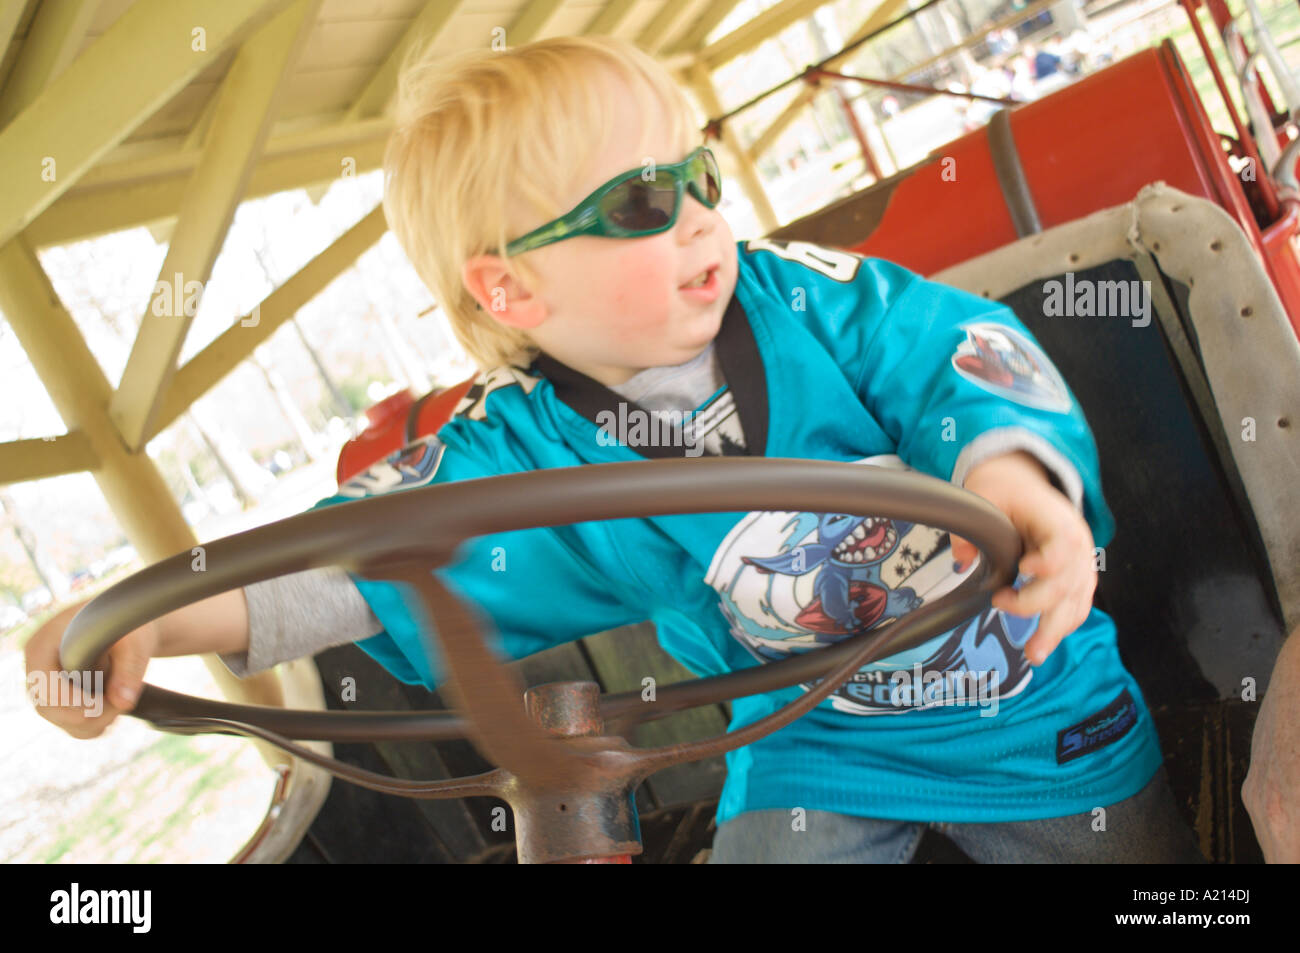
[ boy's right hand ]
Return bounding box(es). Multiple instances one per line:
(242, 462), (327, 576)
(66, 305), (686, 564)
(23, 599), (159, 739)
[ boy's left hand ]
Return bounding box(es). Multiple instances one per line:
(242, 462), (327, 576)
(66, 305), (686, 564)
(949, 450), (1097, 667)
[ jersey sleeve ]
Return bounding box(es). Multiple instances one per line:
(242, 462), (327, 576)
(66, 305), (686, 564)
(738, 239), (1116, 546)
(303, 432), (647, 689)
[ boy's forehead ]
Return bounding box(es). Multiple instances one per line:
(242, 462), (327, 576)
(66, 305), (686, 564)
(584, 76), (694, 181)
(590, 139), (691, 181)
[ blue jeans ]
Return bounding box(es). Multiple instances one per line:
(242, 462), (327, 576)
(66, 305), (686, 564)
(708, 767), (1206, 863)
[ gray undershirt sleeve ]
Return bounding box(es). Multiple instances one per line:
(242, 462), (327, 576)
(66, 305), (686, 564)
(949, 427), (1085, 513)
(220, 566), (384, 678)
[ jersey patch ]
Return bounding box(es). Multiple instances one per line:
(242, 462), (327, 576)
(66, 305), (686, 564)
(453, 365), (541, 422)
(951, 322), (1072, 413)
(1056, 688), (1138, 763)
(337, 435), (445, 499)
(702, 454), (1036, 715)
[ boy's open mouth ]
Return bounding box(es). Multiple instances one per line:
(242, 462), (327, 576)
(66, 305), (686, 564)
(679, 264), (719, 289)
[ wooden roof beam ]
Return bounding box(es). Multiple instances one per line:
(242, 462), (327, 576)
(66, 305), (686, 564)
(149, 204), (387, 443)
(24, 126), (388, 248)
(0, 0), (293, 250)
(0, 433), (99, 485)
(697, 0), (840, 70)
(662, 0), (745, 55)
(0, 0), (97, 127)
(584, 0), (637, 35)
(0, 3), (31, 79)
(744, 0), (912, 161)
(342, 0), (464, 123)
(637, 0), (697, 56)
(72, 116), (391, 192)
(509, 0), (567, 43)
(110, 0), (321, 452)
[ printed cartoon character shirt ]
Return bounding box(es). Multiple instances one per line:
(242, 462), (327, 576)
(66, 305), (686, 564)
(307, 239), (1163, 825)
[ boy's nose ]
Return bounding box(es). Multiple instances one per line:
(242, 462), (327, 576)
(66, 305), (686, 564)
(677, 192), (716, 238)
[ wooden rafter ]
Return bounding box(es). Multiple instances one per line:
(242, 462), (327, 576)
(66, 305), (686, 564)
(663, 0), (745, 55)
(0, 433), (99, 485)
(110, 0), (322, 452)
(697, 0), (839, 70)
(342, 0), (465, 123)
(0, 0), (293, 250)
(0, 3), (30, 81)
(637, 0), (697, 55)
(510, 0), (567, 43)
(745, 0), (912, 161)
(584, 0), (638, 35)
(25, 125), (389, 248)
(148, 204), (388, 444)
(0, 0), (96, 127)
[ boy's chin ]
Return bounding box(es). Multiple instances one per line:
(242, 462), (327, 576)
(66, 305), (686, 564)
(673, 325), (723, 359)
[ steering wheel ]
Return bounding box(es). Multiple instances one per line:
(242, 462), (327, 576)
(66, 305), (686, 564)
(61, 457), (1021, 863)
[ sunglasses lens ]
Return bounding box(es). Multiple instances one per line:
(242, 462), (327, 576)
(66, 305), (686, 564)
(599, 150), (721, 235)
(695, 150), (721, 206)
(601, 177), (677, 232)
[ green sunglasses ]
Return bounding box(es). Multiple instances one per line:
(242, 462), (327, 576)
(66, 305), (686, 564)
(504, 145), (722, 256)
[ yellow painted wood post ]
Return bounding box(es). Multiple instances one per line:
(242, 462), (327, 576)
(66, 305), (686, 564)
(684, 60), (780, 235)
(0, 235), (291, 770)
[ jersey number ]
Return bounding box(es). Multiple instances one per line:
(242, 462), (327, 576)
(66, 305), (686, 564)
(744, 239), (862, 283)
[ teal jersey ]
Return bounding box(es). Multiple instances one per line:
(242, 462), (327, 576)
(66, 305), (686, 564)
(307, 239), (1162, 824)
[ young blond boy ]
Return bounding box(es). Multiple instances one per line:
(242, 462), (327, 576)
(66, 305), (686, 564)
(28, 35), (1204, 863)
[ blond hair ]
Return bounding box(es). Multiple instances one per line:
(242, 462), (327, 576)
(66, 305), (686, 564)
(383, 35), (704, 370)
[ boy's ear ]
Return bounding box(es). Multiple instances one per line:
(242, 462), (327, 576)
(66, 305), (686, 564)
(462, 254), (547, 330)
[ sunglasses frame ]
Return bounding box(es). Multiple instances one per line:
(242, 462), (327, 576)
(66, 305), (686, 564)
(503, 146), (721, 256)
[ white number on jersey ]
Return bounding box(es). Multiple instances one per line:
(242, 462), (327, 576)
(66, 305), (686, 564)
(744, 239), (862, 283)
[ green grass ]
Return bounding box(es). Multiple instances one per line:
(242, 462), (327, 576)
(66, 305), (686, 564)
(5, 559), (274, 865)
(31, 733), (252, 865)
(39, 785), (122, 864)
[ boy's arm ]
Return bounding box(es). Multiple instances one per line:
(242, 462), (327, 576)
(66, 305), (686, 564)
(851, 266), (1111, 540)
(958, 449), (1098, 665)
(219, 567), (383, 677)
(26, 587), (252, 739)
(741, 241), (1112, 663)
(303, 432), (648, 690)
(853, 265), (1108, 663)
(154, 588), (250, 658)
(852, 264), (1109, 662)
(741, 241), (1110, 537)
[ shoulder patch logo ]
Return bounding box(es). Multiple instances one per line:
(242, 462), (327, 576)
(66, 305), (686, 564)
(338, 435), (445, 499)
(453, 365), (541, 422)
(951, 322), (1072, 413)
